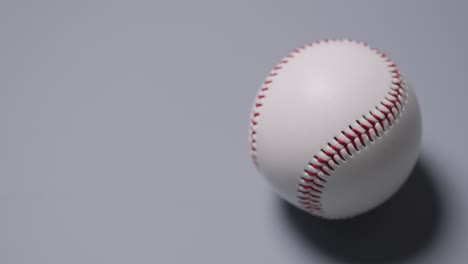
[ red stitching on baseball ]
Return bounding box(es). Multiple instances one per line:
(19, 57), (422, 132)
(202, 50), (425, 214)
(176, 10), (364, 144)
(293, 39), (408, 216)
(249, 46), (305, 167)
(351, 127), (365, 146)
(310, 162), (331, 176)
(303, 171), (316, 177)
(371, 113), (385, 131)
(314, 156), (328, 164)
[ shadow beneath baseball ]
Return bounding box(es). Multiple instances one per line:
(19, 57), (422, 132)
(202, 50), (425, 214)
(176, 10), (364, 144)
(279, 158), (443, 263)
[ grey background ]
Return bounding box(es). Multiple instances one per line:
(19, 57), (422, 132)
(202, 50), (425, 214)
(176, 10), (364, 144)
(0, 0), (466, 263)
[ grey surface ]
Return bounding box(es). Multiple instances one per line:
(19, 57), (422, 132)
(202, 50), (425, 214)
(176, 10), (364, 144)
(0, 0), (467, 263)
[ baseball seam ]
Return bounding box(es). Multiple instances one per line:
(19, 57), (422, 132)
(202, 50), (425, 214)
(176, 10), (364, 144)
(249, 39), (408, 217)
(296, 41), (408, 217)
(249, 45), (305, 167)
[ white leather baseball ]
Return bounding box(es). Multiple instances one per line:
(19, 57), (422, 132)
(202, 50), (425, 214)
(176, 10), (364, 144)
(249, 39), (422, 219)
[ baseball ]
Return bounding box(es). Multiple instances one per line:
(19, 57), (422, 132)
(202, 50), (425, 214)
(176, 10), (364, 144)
(249, 39), (422, 219)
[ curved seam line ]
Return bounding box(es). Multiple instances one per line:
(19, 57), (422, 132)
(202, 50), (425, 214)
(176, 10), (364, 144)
(294, 41), (408, 217)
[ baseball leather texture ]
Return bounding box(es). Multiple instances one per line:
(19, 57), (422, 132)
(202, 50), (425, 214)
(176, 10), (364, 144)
(249, 39), (422, 219)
